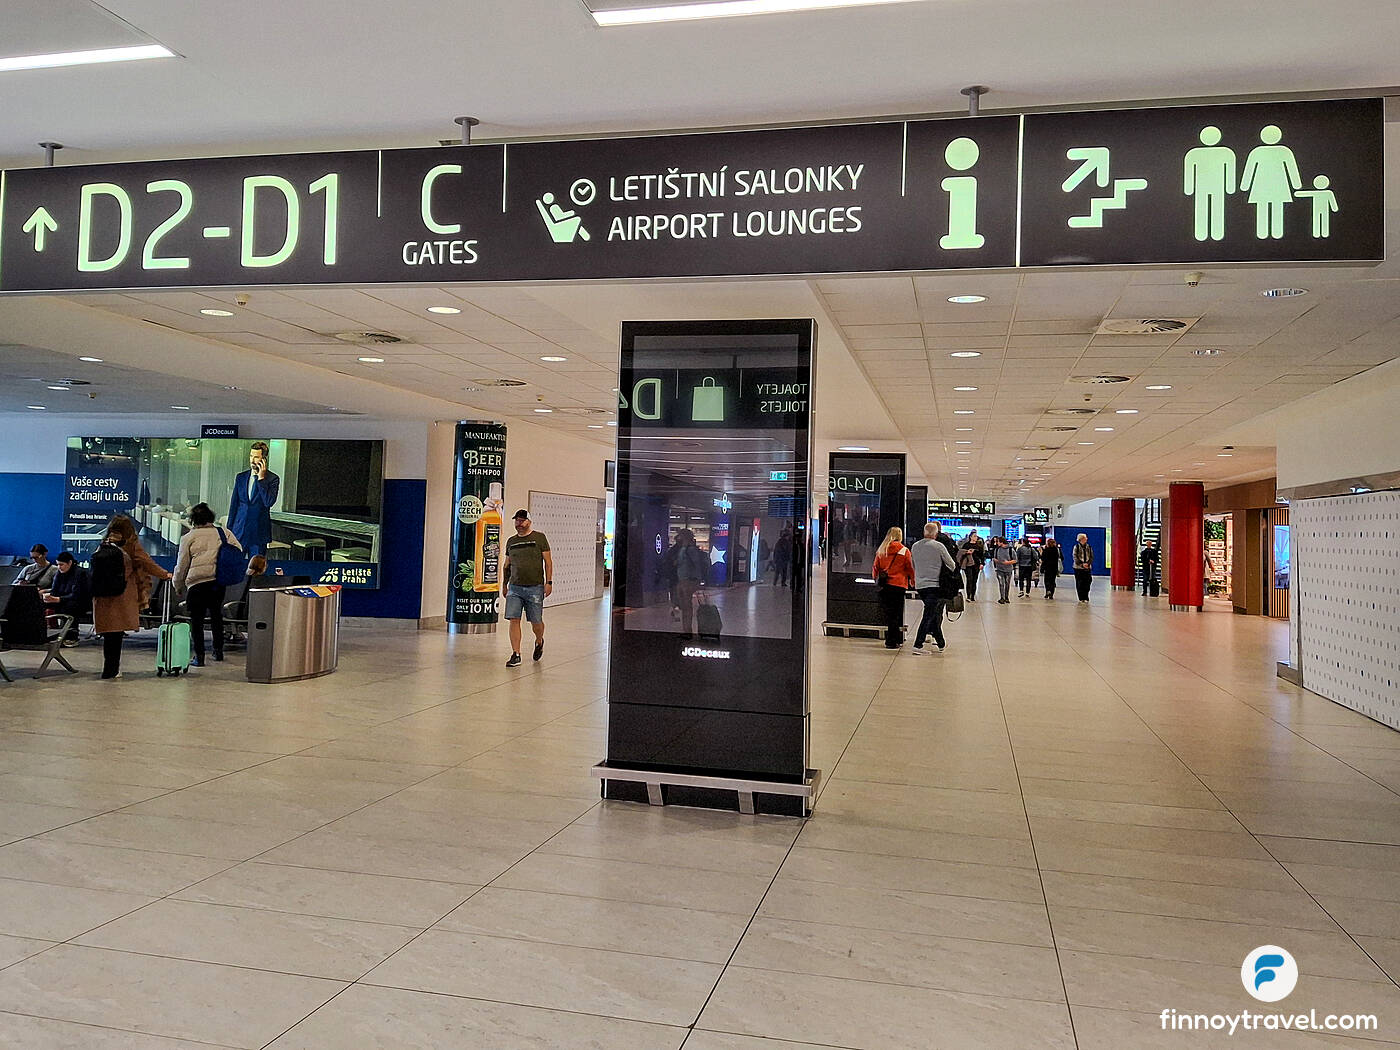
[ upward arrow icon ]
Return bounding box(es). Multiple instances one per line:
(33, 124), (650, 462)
(22, 207), (58, 252)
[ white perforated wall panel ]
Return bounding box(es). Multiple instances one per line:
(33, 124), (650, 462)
(1294, 491), (1400, 730)
(528, 490), (604, 607)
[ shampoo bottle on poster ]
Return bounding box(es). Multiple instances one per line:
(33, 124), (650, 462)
(475, 482), (503, 592)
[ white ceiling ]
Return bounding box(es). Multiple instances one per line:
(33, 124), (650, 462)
(1, 0), (1398, 511)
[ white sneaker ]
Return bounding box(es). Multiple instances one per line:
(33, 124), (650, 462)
(910, 646), (927, 656)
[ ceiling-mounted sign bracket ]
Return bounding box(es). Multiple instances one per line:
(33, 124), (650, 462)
(960, 86), (989, 118)
(453, 116), (481, 146)
(37, 141), (63, 167)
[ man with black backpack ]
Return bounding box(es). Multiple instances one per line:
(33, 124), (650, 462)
(910, 522), (961, 654)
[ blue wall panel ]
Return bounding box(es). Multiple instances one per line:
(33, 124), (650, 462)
(341, 478), (426, 620)
(0, 471), (425, 619)
(0, 473), (65, 559)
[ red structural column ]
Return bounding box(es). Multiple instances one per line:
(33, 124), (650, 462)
(1110, 498), (1136, 589)
(1167, 482), (1205, 611)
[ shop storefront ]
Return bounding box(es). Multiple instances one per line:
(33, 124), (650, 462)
(1203, 479), (1291, 617)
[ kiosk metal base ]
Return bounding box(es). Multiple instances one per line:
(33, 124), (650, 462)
(822, 622), (886, 639)
(592, 763), (821, 817)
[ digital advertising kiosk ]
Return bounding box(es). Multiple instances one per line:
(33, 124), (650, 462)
(593, 320), (818, 816)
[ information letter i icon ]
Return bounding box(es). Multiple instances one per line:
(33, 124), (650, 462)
(940, 137), (985, 250)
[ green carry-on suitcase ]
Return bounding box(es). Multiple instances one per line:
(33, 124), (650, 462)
(156, 585), (192, 677)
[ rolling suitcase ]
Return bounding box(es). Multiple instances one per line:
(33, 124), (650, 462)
(156, 585), (192, 677)
(695, 590), (723, 641)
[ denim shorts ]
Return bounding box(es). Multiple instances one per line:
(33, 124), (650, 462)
(505, 583), (545, 624)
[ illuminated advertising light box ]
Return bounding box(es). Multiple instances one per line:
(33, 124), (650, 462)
(64, 436), (384, 588)
(825, 451), (906, 630)
(599, 320), (816, 816)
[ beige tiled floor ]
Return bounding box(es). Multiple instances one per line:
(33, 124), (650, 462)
(0, 583), (1399, 1048)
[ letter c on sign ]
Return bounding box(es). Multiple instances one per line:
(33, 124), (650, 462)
(422, 165), (463, 235)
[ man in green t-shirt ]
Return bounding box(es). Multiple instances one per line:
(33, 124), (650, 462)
(502, 509), (553, 667)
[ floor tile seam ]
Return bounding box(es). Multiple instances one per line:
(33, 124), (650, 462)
(0, 940), (63, 974)
(533, 844), (793, 876)
(437, 882), (768, 923)
(141, 894), (439, 933)
(708, 951), (1071, 1005)
(682, 1028), (859, 1050)
(395, 922), (734, 968)
(256, 980), (363, 1050)
(765, 872), (1047, 906)
(0, 860), (243, 899)
(338, 980), (690, 1034)
(43, 936), (374, 986)
(1049, 942), (1399, 986)
(0, 1008), (241, 1049)
(975, 600), (1081, 1050)
(769, 840), (1039, 869)
(1036, 896), (1347, 932)
(738, 911), (1059, 952)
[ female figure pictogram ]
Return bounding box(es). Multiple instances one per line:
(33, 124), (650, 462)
(1240, 125), (1302, 240)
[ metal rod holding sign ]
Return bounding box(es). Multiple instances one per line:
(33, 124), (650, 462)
(448, 422), (507, 633)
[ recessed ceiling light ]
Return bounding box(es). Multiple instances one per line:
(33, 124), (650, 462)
(221, 385), (239, 391)
(25, 405), (45, 410)
(1217, 452), (1233, 457)
(1077, 441), (1095, 445)
(587, 424), (605, 429)
(947, 295), (987, 304)
(46, 385), (69, 391)
(837, 445), (871, 451)
(950, 351), (982, 359)
(956, 450), (973, 455)
(1191, 348), (1223, 357)
(953, 410), (975, 415)
(955, 428), (973, 432)
(955, 440), (973, 444)
(540, 356), (568, 362)
(78, 356), (103, 363)
(358, 356), (385, 363)
(1056, 461), (1069, 465)
(1115, 409), (1139, 414)
(170, 405), (190, 411)
(590, 0), (928, 26)
(427, 306), (461, 314)
(534, 408), (554, 413)
(0, 44), (175, 74)
(607, 421), (618, 426)
(1146, 384), (1172, 391)
(953, 386), (978, 392)
(1093, 427), (1114, 432)
(1261, 287), (1308, 298)
(199, 308), (234, 317)
(1171, 468), (1183, 472)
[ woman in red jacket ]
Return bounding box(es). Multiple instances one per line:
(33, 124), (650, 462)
(872, 527), (915, 650)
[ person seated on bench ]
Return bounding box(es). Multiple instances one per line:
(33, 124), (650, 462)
(42, 552), (91, 646)
(16, 544), (56, 589)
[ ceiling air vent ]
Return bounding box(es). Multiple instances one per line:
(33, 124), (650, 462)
(1045, 408), (1098, 416)
(333, 331), (403, 345)
(1095, 317), (1198, 335)
(475, 378), (528, 387)
(1069, 374), (1131, 385)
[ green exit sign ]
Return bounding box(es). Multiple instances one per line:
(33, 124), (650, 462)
(770, 470), (789, 481)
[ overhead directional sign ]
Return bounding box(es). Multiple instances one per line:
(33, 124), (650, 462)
(0, 98), (1381, 293)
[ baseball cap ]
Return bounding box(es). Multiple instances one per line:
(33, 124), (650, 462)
(512, 509), (530, 520)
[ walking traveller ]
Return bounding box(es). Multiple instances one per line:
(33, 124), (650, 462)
(92, 515), (173, 680)
(991, 536), (1016, 604)
(670, 529), (710, 639)
(1139, 539), (1160, 595)
(910, 523), (959, 654)
(958, 533), (985, 601)
(872, 527), (914, 649)
(173, 502), (242, 667)
(503, 510), (552, 667)
(1015, 539), (1040, 597)
(1073, 533), (1095, 603)
(1041, 537), (1062, 600)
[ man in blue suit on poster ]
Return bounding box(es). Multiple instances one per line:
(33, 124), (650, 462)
(227, 441), (280, 557)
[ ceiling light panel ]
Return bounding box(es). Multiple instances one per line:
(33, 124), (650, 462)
(0, 44), (174, 73)
(587, 0), (929, 25)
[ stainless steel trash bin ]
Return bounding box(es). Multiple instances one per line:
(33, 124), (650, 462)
(246, 585), (341, 683)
